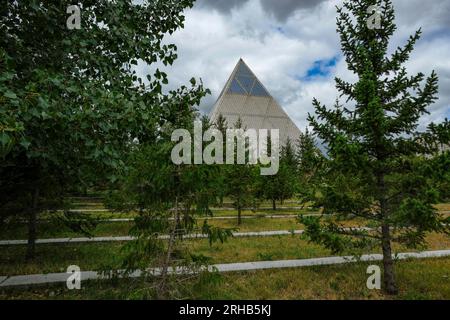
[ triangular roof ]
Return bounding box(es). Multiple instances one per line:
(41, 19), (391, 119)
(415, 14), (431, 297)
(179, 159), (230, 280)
(210, 59), (302, 145)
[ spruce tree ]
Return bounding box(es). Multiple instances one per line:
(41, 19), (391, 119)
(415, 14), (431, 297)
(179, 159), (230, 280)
(296, 130), (324, 205)
(259, 138), (297, 210)
(225, 117), (256, 225)
(213, 114), (229, 206)
(302, 0), (450, 294)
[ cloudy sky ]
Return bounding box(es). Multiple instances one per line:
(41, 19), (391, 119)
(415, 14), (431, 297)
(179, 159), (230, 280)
(139, 0), (450, 132)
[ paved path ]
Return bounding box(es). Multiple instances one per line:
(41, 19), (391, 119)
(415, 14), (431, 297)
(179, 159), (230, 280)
(68, 210), (449, 222)
(60, 206), (311, 212)
(94, 214), (305, 221)
(0, 230), (307, 246)
(22, 213), (313, 224)
(100, 214), (305, 222)
(1, 249), (449, 288)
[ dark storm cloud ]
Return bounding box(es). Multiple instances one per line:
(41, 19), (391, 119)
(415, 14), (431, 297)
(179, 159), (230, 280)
(195, 0), (244, 13)
(196, 0), (327, 21)
(260, 0), (326, 21)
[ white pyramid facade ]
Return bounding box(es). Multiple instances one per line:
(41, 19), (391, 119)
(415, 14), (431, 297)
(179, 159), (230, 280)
(209, 59), (302, 145)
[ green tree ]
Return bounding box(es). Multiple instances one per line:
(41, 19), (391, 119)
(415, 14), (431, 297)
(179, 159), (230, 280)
(0, 0), (202, 259)
(225, 118), (257, 225)
(301, 0), (450, 294)
(295, 130), (325, 205)
(213, 114), (228, 207)
(257, 139), (297, 210)
(257, 138), (297, 210)
(278, 138), (298, 204)
(107, 114), (234, 299)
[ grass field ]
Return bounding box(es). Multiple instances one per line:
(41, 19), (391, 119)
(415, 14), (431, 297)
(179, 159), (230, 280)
(0, 215), (371, 240)
(1, 231), (449, 276)
(1, 257), (449, 300)
(1, 197), (449, 300)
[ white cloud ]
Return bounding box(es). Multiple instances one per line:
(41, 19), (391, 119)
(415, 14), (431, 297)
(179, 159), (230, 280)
(144, 0), (450, 133)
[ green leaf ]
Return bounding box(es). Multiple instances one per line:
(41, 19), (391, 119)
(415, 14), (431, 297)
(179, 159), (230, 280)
(19, 138), (31, 150)
(0, 132), (11, 145)
(4, 91), (17, 99)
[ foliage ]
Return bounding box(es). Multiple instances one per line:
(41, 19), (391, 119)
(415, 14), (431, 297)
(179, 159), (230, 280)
(300, 0), (450, 294)
(212, 114), (228, 206)
(106, 119), (235, 298)
(0, 0), (202, 258)
(257, 138), (298, 210)
(224, 118), (258, 224)
(295, 129), (325, 205)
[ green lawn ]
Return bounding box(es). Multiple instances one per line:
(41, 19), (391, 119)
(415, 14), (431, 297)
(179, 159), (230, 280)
(1, 197), (448, 300)
(0, 221), (135, 240)
(0, 235), (331, 276)
(0, 215), (369, 240)
(1, 257), (449, 300)
(0, 217), (301, 240)
(1, 232), (449, 276)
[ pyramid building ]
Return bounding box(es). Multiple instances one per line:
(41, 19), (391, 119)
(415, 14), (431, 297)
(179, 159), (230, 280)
(209, 59), (302, 145)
